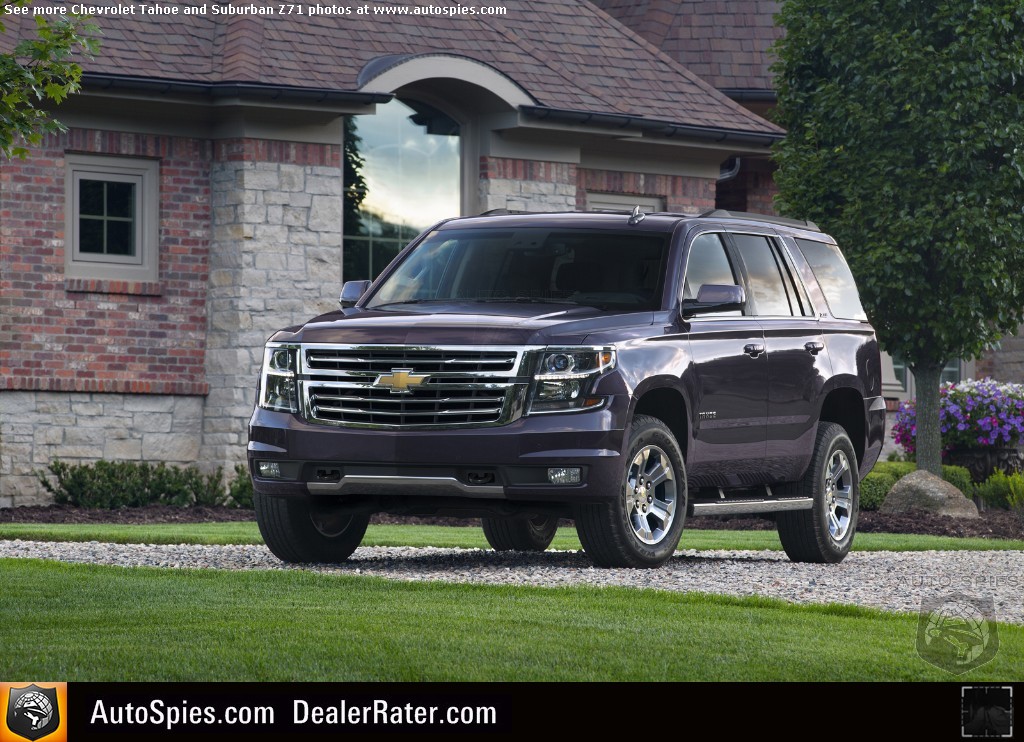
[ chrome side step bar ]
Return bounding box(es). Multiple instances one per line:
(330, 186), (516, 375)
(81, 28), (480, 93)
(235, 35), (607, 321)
(691, 497), (813, 516)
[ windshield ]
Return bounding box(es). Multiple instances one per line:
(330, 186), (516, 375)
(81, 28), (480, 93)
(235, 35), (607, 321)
(366, 227), (669, 310)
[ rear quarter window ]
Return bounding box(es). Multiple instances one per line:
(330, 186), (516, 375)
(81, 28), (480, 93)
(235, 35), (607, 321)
(796, 239), (868, 321)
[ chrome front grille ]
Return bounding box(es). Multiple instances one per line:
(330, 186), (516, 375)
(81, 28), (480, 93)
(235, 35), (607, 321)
(301, 345), (531, 428)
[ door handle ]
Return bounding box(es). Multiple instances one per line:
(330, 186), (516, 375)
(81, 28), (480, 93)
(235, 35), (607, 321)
(743, 343), (765, 358)
(804, 341), (825, 355)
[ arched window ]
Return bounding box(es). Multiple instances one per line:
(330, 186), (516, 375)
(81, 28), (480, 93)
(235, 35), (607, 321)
(343, 98), (460, 280)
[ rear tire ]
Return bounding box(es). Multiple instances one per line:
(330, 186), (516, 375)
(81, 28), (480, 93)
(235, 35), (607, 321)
(481, 516), (558, 551)
(776, 422), (859, 564)
(255, 492), (369, 563)
(574, 415), (686, 568)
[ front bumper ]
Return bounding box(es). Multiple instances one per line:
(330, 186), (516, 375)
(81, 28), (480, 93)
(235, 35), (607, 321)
(247, 395), (628, 503)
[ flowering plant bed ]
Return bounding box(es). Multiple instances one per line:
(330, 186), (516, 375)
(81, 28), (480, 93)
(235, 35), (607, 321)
(892, 377), (1024, 455)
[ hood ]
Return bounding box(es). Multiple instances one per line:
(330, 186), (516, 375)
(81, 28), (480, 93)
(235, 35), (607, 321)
(271, 302), (656, 346)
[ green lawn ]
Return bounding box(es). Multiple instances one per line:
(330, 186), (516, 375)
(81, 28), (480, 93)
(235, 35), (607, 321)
(2, 558), (1021, 682)
(2, 521), (1023, 552)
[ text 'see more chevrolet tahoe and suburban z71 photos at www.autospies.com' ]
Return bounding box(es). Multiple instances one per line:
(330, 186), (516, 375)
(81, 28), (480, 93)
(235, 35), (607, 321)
(248, 208), (886, 568)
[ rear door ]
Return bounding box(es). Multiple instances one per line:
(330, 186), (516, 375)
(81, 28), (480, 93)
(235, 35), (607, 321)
(727, 231), (830, 482)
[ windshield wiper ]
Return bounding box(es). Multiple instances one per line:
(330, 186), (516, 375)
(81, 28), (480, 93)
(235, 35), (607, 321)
(473, 297), (582, 304)
(370, 299), (450, 308)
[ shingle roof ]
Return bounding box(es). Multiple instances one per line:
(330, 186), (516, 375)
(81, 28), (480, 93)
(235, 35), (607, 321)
(0, 0), (781, 137)
(590, 0), (782, 93)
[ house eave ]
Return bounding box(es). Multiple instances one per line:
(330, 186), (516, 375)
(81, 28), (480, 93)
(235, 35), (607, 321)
(81, 73), (393, 108)
(518, 105), (783, 148)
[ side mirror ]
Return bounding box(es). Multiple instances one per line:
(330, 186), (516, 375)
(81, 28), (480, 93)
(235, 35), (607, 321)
(682, 284), (745, 316)
(339, 280), (371, 309)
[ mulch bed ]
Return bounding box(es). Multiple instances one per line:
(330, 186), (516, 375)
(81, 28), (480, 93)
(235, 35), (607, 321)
(2, 504), (1022, 541)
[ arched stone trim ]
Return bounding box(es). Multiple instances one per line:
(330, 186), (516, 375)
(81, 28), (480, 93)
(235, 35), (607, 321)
(358, 54), (535, 110)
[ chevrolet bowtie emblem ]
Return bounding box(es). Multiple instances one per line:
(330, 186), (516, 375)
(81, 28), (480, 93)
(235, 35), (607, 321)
(373, 368), (430, 394)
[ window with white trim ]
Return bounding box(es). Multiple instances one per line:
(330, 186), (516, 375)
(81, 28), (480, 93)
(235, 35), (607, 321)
(65, 154), (159, 282)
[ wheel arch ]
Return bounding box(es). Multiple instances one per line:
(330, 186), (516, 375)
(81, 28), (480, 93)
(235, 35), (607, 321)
(631, 384), (690, 461)
(818, 386), (866, 470)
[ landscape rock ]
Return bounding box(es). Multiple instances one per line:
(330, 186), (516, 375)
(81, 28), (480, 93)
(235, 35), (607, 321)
(880, 470), (979, 519)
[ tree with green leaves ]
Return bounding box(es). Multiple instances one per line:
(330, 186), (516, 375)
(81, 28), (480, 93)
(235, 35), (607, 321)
(772, 1), (1024, 475)
(1, 0), (96, 158)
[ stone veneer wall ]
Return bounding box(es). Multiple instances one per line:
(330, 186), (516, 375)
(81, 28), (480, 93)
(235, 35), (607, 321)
(0, 393), (202, 506)
(201, 139), (343, 478)
(478, 157), (578, 211)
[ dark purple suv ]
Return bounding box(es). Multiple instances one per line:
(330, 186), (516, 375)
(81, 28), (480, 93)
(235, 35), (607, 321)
(248, 209), (885, 567)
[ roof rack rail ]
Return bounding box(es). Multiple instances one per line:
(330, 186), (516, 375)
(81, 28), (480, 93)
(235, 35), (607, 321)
(478, 208), (532, 216)
(698, 209), (820, 232)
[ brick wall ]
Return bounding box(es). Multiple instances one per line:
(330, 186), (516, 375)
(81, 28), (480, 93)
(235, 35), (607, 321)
(0, 129), (211, 395)
(577, 167), (716, 213)
(0, 129), (212, 504)
(715, 156), (778, 215)
(478, 157), (718, 214)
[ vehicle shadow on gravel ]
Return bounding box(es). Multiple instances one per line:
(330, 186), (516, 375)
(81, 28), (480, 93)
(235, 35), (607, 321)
(336, 549), (785, 571)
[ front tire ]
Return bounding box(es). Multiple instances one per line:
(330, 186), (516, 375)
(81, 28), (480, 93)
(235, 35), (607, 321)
(574, 415), (687, 568)
(481, 516), (558, 551)
(776, 422), (859, 563)
(255, 492), (369, 563)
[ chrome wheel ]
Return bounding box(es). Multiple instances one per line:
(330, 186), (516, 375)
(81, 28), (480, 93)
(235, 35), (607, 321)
(824, 449), (853, 541)
(626, 444), (678, 545)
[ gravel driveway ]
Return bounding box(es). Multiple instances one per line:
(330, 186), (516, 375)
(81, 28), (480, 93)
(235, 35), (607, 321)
(3, 539), (1023, 624)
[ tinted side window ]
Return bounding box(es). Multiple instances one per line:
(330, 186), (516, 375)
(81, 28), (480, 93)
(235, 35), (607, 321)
(796, 239), (868, 321)
(683, 233), (736, 299)
(731, 234), (793, 316)
(683, 233), (741, 317)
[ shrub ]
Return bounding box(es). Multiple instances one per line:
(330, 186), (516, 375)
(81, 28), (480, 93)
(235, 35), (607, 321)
(940, 465), (973, 497)
(891, 378), (1024, 457)
(38, 460), (225, 509)
(871, 461), (916, 480)
(1008, 476), (1024, 522)
(227, 463), (254, 509)
(974, 470), (1017, 510)
(860, 471), (898, 511)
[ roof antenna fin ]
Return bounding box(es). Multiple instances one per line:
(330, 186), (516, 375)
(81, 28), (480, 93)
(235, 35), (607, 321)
(628, 205), (645, 225)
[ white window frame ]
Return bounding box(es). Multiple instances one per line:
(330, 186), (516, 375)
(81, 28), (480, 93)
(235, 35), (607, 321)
(65, 154), (159, 282)
(586, 192), (665, 213)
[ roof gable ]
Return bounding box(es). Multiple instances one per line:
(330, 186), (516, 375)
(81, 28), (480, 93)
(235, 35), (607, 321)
(1, 0), (780, 137)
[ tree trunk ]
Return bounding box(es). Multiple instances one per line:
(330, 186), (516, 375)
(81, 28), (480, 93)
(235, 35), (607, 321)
(912, 362), (944, 476)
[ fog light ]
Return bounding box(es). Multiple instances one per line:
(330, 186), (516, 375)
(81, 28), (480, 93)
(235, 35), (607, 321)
(547, 467), (581, 485)
(258, 461), (282, 478)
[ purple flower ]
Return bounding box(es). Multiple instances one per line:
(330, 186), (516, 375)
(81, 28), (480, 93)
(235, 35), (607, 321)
(890, 377), (1024, 456)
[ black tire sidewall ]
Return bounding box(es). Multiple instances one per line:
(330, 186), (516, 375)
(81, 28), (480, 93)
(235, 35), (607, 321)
(612, 417), (687, 565)
(812, 427), (859, 560)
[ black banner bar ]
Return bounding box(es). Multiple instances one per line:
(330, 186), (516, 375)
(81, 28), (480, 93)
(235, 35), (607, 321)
(60, 682), (1021, 740)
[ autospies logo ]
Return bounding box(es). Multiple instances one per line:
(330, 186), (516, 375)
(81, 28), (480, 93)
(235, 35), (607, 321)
(0, 684), (66, 742)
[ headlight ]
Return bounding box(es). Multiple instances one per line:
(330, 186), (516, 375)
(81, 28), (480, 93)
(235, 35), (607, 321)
(528, 348), (615, 414)
(258, 344), (299, 413)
